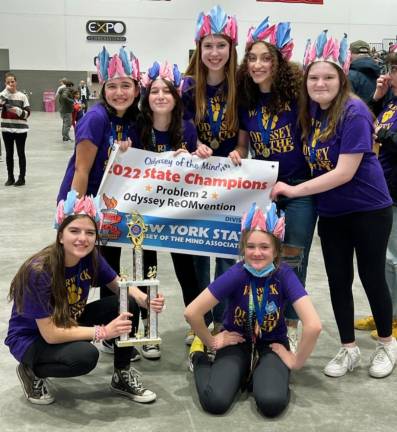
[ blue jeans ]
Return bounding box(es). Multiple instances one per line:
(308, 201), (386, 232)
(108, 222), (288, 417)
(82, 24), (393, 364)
(193, 255), (236, 325)
(277, 194), (317, 320)
(386, 205), (397, 318)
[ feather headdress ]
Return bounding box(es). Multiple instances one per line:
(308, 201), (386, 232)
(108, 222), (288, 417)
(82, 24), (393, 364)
(246, 17), (294, 61)
(241, 202), (285, 240)
(303, 30), (351, 74)
(95, 46), (140, 84)
(195, 5), (238, 45)
(55, 189), (102, 228)
(141, 61), (182, 93)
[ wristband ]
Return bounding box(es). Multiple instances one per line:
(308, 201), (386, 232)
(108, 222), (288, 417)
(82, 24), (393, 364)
(93, 325), (109, 342)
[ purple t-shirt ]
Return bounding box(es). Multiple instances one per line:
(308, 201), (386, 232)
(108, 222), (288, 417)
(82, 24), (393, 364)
(239, 93), (309, 181)
(57, 104), (133, 202)
(208, 261), (307, 343)
(303, 97), (392, 216)
(182, 76), (237, 157)
(376, 97), (397, 199)
(5, 254), (116, 362)
(131, 120), (197, 153)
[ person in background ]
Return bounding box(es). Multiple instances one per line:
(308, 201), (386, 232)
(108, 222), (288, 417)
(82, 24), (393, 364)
(0, 72), (30, 186)
(71, 90), (84, 129)
(348, 40), (380, 106)
(78, 80), (90, 113)
(355, 45), (397, 339)
(271, 31), (397, 379)
(58, 81), (74, 142)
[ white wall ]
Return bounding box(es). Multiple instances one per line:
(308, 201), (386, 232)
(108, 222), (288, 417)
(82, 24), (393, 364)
(0, 0), (396, 72)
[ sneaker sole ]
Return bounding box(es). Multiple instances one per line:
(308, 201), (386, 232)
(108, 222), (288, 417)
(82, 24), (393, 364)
(110, 384), (156, 403)
(369, 365), (395, 378)
(16, 366), (55, 405)
(141, 351), (161, 360)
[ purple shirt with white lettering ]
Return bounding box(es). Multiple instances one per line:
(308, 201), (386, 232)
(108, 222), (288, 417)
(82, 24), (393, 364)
(208, 261), (307, 343)
(239, 93), (309, 181)
(303, 97), (392, 216)
(57, 104), (133, 202)
(182, 76), (237, 157)
(5, 254), (116, 362)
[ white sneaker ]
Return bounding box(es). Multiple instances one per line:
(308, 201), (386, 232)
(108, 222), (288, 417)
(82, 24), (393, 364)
(324, 346), (361, 377)
(369, 338), (397, 378)
(287, 326), (298, 354)
(184, 329), (195, 346)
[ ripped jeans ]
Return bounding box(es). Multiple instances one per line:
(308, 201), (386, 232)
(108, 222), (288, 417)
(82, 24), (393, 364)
(386, 205), (397, 318)
(276, 192), (317, 320)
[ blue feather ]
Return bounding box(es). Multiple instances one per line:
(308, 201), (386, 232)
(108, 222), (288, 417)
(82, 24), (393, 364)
(209, 5), (227, 33)
(98, 46), (109, 81)
(63, 190), (77, 215)
(252, 17), (269, 41)
(244, 203), (257, 231)
(316, 30), (328, 58)
(339, 33), (348, 65)
(195, 12), (205, 39)
(173, 64), (181, 87)
(265, 202), (278, 233)
(276, 22), (292, 49)
(119, 47), (132, 76)
(148, 61), (160, 80)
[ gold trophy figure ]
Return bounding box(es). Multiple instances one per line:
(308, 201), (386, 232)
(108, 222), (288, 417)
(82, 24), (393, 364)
(116, 212), (161, 348)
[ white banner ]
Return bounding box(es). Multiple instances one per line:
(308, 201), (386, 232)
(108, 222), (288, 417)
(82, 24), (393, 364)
(98, 147), (278, 258)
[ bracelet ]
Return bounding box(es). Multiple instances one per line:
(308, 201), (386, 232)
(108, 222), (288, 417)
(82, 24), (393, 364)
(93, 325), (109, 342)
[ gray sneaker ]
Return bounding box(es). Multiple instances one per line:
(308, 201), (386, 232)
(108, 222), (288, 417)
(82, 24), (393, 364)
(16, 364), (55, 405)
(110, 366), (156, 403)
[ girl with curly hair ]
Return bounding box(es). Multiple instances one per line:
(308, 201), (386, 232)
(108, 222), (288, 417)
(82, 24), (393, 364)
(232, 18), (317, 351)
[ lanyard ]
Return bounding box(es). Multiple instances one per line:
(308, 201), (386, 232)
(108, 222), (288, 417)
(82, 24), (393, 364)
(207, 96), (225, 147)
(250, 276), (271, 327)
(109, 120), (129, 150)
(256, 104), (276, 157)
(308, 114), (327, 164)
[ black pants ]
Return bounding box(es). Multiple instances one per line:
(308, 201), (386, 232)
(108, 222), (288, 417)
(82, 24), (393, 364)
(318, 206), (393, 343)
(22, 296), (138, 378)
(2, 131), (27, 180)
(193, 342), (290, 417)
(140, 249), (208, 322)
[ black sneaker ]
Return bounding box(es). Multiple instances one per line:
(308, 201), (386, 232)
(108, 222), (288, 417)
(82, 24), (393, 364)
(4, 178), (15, 186)
(99, 340), (115, 354)
(16, 364), (55, 405)
(110, 366), (156, 403)
(14, 178), (25, 187)
(130, 346), (141, 362)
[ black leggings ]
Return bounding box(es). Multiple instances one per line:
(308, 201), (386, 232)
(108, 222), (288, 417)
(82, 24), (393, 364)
(193, 342), (290, 418)
(318, 206), (393, 343)
(2, 131), (27, 179)
(22, 295), (139, 378)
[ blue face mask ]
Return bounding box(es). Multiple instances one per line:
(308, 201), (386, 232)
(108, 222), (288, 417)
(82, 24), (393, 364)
(243, 262), (275, 278)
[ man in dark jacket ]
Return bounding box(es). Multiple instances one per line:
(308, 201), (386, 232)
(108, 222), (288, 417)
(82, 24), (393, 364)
(58, 81), (74, 141)
(348, 40), (380, 106)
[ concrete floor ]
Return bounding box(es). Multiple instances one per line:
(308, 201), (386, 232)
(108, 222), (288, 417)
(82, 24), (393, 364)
(0, 112), (396, 432)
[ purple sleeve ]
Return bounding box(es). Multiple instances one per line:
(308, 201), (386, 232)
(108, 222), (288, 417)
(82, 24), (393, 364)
(208, 263), (246, 302)
(97, 254), (118, 286)
(339, 99), (373, 154)
(75, 104), (109, 148)
(278, 264), (307, 304)
(22, 269), (53, 319)
(183, 120), (197, 152)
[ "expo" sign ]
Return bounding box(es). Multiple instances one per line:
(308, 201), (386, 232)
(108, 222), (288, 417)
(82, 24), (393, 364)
(86, 20), (126, 42)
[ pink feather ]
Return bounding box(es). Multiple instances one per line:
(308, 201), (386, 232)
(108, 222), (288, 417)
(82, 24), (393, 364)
(200, 15), (211, 38)
(56, 201), (64, 225)
(343, 50), (351, 74)
(225, 17), (237, 43)
(251, 209), (266, 231)
(322, 38), (335, 60)
(281, 41), (294, 61)
(332, 39), (340, 62)
(309, 44), (317, 63)
(108, 56), (118, 79)
(261, 24), (275, 42)
(273, 218), (285, 240)
(115, 56), (125, 78)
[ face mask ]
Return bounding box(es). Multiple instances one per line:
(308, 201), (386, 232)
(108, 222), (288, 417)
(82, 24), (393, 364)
(243, 262), (275, 278)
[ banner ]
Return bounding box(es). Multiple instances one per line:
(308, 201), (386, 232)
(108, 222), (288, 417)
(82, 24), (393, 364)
(98, 148), (278, 258)
(257, 0), (323, 4)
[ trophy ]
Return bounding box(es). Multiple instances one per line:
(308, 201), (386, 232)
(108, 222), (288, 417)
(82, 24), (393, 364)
(116, 211), (161, 348)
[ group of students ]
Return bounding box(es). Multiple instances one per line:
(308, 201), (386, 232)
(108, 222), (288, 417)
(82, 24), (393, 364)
(5, 4), (397, 419)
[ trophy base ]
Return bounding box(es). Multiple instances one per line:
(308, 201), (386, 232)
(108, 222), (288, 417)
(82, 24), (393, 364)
(116, 337), (162, 348)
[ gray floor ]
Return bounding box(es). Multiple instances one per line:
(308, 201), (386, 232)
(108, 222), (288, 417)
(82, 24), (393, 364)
(0, 112), (396, 431)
